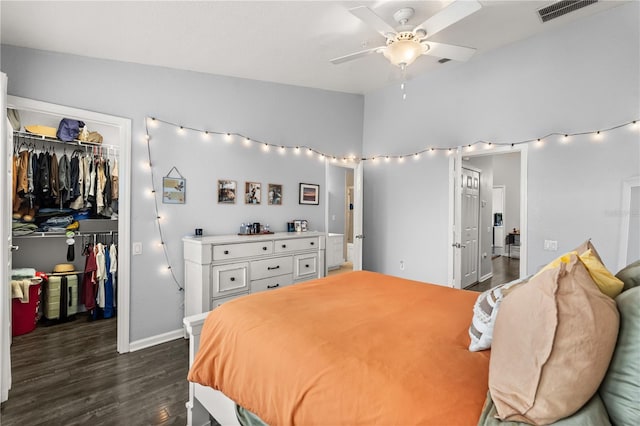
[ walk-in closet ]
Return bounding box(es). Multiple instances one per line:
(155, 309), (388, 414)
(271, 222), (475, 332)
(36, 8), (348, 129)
(2, 95), (132, 405)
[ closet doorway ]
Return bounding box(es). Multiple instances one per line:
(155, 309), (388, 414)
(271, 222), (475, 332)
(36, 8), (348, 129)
(1, 94), (131, 403)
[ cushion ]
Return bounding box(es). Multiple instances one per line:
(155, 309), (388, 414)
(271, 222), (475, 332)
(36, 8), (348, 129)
(477, 391), (611, 426)
(535, 240), (623, 298)
(489, 255), (619, 425)
(615, 259), (640, 292)
(468, 277), (527, 352)
(599, 287), (640, 426)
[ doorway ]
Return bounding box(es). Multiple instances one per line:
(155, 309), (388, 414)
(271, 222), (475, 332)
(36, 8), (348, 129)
(325, 161), (363, 274)
(448, 146), (528, 290)
(1, 94), (131, 403)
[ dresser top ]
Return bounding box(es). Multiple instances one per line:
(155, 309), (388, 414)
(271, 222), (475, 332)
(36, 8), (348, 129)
(183, 231), (325, 245)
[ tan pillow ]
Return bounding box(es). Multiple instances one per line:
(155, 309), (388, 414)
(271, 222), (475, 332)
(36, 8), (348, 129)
(489, 255), (619, 425)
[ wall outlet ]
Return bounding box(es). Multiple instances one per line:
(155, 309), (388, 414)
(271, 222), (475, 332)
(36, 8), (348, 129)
(133, 242), (143, 255)
(544, 240), (558, 251)
(400, 260), (405, 271)
(482, 252), (487, 259)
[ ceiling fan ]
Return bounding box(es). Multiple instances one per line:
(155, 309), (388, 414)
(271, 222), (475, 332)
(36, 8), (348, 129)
(330, 0), (482, 69)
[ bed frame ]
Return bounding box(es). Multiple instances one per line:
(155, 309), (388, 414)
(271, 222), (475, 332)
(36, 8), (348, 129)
(184, 313), (241, 426)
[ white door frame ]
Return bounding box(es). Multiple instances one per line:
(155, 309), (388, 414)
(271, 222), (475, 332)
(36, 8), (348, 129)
(4, 96), (131, 356)
(448, 145), (528, 289)
(325, 160), (363, 271)
(617, 176), (640, 270)
(1, 72), (12, 403)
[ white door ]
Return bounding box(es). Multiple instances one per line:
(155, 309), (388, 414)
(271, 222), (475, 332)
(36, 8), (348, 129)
(324, 161), (363, 271)
(461, 168), (480, 288)
(1, 72), (12, 402)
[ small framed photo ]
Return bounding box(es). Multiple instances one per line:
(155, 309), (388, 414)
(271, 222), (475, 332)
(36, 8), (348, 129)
(245, 181), (262, 204)
(218, 180), (237, 204)
(268, 184), (283, 205)
(162, 177), (185, 204)
(294, 220), (302, 232)
(299, 183), (320, 205)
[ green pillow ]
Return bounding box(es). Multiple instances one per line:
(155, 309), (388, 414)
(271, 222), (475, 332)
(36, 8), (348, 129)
(599, 287), (640, 426)
(477, 391), (611, 426)
(615, 260), (640, 292)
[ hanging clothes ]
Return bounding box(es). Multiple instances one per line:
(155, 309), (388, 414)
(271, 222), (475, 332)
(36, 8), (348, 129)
(95, 243), (106, 309)
(109, 242), (117, 309)
(103, 246), (114, 319)
(49, 151), (59, 204)
(82, 243), (98, 311)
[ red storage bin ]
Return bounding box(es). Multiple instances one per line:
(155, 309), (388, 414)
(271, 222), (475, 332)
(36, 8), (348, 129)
(12, 282), (41, 336)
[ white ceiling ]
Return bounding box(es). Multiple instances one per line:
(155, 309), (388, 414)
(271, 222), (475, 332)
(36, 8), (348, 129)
(0, 1), (628, 94)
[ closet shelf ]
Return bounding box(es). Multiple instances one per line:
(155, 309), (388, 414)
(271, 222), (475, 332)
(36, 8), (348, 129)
(13, 130), (118, 151)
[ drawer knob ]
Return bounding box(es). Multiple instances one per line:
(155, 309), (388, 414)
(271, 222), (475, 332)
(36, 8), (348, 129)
(262, 246), (268, 251)
(230, 277), (235, 282)
(224, 250), (229, 255)
(267, 265), (280, 271)
(281, 244), (286, 248)
(310, 242), (315, 245)
(267, 283), (280, 289)
(305, 264), (310, 268)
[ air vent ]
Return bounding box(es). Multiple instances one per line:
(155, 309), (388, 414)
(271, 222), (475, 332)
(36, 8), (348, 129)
(438, 58), (451, 64)
(537, 0), (598, 23)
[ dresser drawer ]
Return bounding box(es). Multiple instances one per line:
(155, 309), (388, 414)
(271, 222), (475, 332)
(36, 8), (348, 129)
(294, 253), (319, 280)
(212, 292), (248, 308)
(213, 241), (273, 261)
(211, 262), (249, 297)
(250, 256), (293, 280)
(251, 274), (293, 293)
(274, 237), (319, 254)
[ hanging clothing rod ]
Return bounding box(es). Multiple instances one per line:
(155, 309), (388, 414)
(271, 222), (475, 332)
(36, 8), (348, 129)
(12, 130), (118, 152)
(13, 231), (118, 239)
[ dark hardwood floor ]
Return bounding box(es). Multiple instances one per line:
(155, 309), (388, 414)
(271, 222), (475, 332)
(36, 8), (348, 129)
(1, 314), (189, 426)
(466, 255), (520, 293)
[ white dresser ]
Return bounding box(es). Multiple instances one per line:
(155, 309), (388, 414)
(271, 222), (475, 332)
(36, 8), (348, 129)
(183, 232), (326, 316)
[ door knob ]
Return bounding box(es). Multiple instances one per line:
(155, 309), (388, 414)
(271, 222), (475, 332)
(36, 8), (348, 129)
(451, 243), (467, 248)
(11, 245), (19, 252)
(355, 234), (365, 239)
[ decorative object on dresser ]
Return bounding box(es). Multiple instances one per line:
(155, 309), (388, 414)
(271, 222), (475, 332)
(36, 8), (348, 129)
(298, 183), (320, 205)
(217, 180), (236, 204)
(183, 232), (326, 316)
(244, 181), (261, 204)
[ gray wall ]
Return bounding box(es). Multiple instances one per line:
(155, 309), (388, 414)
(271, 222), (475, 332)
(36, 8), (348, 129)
(327, 164), (346, 235)
(1, 46), (363, 341)
(493, 153), (521, 237)
(362, 2), (639, 284)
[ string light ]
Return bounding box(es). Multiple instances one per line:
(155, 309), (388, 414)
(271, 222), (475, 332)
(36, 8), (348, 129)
(143, 115), (638, 166)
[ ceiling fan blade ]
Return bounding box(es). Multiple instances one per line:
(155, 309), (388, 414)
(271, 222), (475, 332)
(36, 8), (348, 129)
(330, 47), (384, 65)
(415, 0), (481, 39)
(349, 6), (396, 38)
(423, 41), (476, 62)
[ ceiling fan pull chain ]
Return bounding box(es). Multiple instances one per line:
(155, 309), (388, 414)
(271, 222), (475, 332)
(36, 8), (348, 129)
(400, 64), (407, 100)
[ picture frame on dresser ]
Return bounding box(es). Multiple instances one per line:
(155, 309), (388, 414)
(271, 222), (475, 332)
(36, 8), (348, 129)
(299, 183), (319, 205)
(217, 180), (236, 204)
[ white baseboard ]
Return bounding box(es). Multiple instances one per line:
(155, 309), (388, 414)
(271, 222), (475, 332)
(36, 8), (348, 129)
(479, 272), (493, 283)
(129, 328), (184, 352)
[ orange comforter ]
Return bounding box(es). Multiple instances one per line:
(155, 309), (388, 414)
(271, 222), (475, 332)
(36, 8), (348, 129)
(188, 271), (490, 425)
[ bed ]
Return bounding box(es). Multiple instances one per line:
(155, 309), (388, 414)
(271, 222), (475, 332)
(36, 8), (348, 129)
(185, 260), (640, 426)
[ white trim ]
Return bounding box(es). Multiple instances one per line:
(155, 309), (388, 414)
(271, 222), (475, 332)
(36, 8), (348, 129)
(129, 328), (185, 352)
(6, 96), (132, 354)
(1, 72), (11, 403)
(479, 272), (493, 283)
(617, 176), (640, 271)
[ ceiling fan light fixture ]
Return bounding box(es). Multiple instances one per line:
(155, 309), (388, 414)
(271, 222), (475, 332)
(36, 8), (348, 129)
(383, 38), (425, 67)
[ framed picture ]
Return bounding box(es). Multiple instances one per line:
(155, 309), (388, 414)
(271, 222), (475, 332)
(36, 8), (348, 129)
(294, 220), (302, 232)
(245, 181), (262, 204)
(299, 183), (320, 205)
(218, 179), (237, 204)
(162, 177), (185, 204)
(268, 184), (283, 205)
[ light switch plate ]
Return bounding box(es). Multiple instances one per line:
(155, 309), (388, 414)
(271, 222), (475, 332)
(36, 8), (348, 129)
(133, 242), (142, 255)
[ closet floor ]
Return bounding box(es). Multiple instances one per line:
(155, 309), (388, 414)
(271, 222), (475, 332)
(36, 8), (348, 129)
(1, 314), (189, 425)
